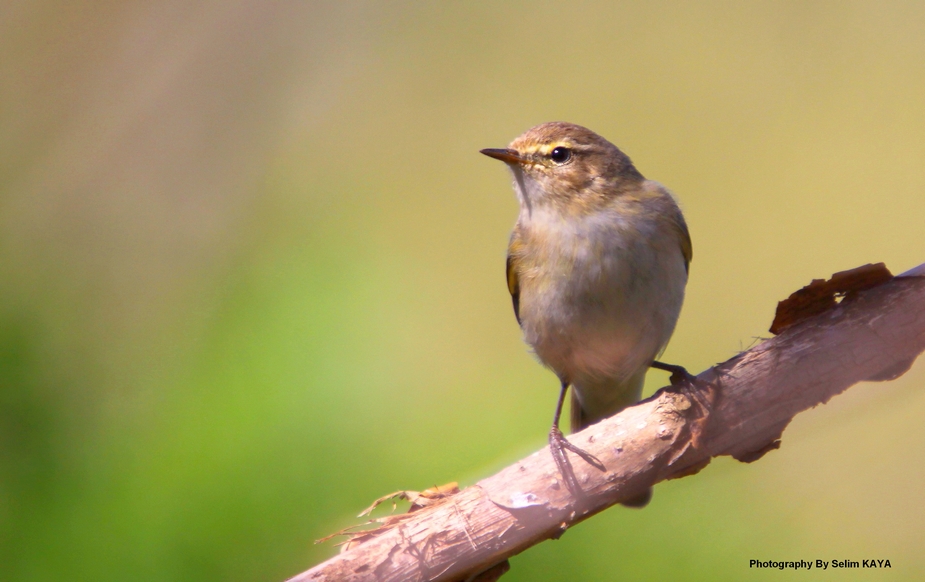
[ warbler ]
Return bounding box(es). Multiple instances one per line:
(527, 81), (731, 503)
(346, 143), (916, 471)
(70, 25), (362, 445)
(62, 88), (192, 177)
(481, 122), (691, 499)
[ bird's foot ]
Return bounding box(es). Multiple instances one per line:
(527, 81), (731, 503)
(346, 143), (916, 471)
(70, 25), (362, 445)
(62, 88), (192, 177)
(650, 360), (696, 386)
(548, 426), (605, 495)
(652, 359), (711, 411)
(549, 426), (605, 470)
(652, 360), (716, 450)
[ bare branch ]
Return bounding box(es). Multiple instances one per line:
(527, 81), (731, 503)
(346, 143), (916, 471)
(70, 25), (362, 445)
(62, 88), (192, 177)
(290, 265), (925, 582)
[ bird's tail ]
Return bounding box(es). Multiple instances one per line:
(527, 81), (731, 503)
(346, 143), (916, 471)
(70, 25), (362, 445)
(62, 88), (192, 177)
(570, 369), (651, 507)
(569, 369), (647, 433)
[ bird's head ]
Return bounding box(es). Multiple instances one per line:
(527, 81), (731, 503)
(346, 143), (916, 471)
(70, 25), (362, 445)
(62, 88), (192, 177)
(481, 122), (643, 213)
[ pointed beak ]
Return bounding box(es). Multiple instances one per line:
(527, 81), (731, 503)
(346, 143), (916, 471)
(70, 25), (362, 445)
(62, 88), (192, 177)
(479, 148), (526, 165)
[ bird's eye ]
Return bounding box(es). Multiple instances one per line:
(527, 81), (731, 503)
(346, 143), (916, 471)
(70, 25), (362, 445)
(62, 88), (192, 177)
(550, 147), (572, 164)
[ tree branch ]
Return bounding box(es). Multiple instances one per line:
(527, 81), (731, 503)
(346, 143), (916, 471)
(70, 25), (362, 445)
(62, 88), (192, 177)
(291, 263), (925, 582)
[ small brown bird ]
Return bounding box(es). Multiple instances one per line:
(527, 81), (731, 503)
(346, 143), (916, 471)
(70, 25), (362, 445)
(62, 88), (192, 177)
(481, 122), (691, 499)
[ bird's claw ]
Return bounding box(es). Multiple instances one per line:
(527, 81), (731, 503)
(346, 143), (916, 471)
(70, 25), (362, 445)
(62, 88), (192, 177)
(650, 360), (695, 386)
(549, 426), (605, 474)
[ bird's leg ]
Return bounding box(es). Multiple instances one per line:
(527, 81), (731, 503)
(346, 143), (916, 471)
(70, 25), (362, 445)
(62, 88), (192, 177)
(651, 359), (708, 409)
(650, 360), (695, 385)
(651, 360), (715, 449)
(548, 380), (605, 494)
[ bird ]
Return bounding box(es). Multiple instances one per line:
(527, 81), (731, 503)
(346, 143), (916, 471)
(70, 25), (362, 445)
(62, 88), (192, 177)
(481, 122), (691, 502)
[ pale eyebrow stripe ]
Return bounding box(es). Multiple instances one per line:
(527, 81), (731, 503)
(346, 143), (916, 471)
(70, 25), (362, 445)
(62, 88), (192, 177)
(534, 142), (582, 156)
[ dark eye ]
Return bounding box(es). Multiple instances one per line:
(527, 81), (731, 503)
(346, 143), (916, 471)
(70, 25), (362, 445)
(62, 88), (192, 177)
(550, 147), (572, 164)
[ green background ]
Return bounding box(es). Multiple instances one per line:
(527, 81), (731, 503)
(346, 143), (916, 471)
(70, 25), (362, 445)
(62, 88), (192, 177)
(2, 2), (924, 580)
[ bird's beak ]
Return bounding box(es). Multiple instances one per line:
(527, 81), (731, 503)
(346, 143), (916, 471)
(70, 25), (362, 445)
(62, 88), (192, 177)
(480, 148), (526, 165)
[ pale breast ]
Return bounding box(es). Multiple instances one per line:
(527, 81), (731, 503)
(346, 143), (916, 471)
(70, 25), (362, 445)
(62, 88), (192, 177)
(515, 193), (688, 385)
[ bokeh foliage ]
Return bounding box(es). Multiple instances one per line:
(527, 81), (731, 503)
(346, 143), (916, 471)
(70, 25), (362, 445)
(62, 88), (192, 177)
(2, 2), (924, 580)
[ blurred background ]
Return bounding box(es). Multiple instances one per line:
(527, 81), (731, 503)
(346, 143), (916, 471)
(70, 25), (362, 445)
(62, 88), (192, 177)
(2, 1), (924, 580)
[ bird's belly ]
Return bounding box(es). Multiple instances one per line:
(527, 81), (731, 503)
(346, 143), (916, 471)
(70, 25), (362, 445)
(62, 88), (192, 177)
(518, 235), (686, 386)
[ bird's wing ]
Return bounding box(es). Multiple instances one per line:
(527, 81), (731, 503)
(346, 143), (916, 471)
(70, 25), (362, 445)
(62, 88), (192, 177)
(506, 252), (521, 325)
(507, 232), (524, 324)
(675, 215), (693, 274)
